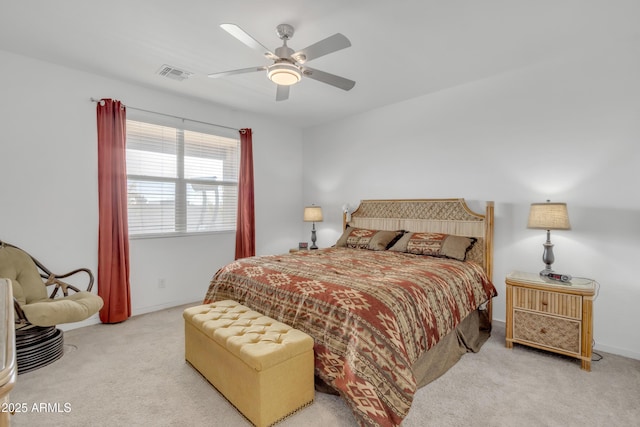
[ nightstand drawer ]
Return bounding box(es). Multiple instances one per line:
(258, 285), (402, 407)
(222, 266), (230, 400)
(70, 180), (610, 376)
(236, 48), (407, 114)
(513, 287), (582, 320)
(513, 310), (581, 355)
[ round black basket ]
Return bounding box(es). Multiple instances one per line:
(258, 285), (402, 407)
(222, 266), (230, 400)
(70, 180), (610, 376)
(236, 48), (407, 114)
(15, 325), (64, 374)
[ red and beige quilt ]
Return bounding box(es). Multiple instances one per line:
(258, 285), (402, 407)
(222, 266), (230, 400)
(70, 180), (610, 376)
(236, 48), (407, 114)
(203, 247), (496, 426)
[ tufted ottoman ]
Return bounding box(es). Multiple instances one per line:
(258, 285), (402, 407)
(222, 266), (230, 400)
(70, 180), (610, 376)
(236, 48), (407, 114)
(183, 300), (314, 427)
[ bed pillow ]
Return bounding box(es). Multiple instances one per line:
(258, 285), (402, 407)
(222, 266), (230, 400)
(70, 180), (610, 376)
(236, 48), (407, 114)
(388, 232), (476, 261)
(387, 232), (412, 253)
(440, 235), (477, 261)
(335, 227), (403, 251)
(367, 230), (404, 251)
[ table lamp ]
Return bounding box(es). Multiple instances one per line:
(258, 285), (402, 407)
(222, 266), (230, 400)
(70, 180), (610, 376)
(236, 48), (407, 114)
(527, 200), (571, 276)
(303, 205), (323, 249)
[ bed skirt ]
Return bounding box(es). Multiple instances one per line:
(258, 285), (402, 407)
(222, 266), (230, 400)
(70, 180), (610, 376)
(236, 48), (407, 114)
(315, 308), (490, 394)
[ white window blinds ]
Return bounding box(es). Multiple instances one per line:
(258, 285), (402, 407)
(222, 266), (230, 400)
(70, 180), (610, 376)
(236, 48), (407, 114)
(126, 117), (239, 238)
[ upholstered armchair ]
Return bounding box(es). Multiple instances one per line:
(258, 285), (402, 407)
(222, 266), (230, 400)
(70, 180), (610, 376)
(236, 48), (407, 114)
(0, 241), (103, 327)
(0, 240), (103, 373)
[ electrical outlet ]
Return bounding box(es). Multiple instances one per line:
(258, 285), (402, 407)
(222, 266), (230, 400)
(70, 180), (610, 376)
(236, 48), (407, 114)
(158, 278), (166, 289)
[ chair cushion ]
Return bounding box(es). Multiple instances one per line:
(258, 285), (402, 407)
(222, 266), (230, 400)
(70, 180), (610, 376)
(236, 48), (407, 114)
(21, 292), (104, 327)
(0, 245), (48, 305)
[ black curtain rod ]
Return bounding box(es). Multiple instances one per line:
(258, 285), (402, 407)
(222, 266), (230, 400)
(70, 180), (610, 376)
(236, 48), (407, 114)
(90, 98), (240, 132)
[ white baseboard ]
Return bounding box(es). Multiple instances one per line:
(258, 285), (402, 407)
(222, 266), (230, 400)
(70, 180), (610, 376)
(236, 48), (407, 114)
(131, 298), (201, 317)
(593, 343), (640, 361)
(58, 303), (640, 361)
(57, 299), (200, 332)
(58, 315), (101, 331)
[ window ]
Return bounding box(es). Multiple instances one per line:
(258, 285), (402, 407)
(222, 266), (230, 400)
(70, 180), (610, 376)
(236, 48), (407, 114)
(126, 117), (239, 238)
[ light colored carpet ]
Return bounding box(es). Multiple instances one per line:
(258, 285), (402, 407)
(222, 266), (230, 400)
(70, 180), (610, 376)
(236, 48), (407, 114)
(9, 303), (640, 427)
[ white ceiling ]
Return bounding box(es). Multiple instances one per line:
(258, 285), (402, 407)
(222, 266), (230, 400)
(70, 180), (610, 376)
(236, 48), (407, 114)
(1, 0), (638, 128)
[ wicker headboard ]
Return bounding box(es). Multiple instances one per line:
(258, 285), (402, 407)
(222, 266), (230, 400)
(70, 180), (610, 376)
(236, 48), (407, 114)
(346, 198), (494, 281)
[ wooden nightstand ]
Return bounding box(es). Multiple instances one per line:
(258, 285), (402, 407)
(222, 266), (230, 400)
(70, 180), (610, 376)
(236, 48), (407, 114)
(505, 271), (596, 371)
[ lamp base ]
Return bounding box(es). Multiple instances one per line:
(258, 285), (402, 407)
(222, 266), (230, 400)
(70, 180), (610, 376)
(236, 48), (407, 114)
(540, 233), (555, 277)
(310, 224), (318, 250)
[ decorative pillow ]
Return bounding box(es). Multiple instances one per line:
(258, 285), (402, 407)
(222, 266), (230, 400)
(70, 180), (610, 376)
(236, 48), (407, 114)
(388, 232), (476, 261)
(405, 232), (447, 256)
(335, 227), (403, 251)
(387, 232), (412, 253)
(440, 235), (477, 261)
(334, 226), (355, 247)
(367, 230), (404, 251)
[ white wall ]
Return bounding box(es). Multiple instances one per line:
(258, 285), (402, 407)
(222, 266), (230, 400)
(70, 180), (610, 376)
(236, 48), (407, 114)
(0, 50), (304, 326)
(2, 34), (638, 361)
(302, 38), (640, 359)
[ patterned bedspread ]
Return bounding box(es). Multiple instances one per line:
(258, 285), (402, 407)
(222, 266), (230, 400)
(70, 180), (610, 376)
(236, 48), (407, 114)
(203, 247), (496, 426)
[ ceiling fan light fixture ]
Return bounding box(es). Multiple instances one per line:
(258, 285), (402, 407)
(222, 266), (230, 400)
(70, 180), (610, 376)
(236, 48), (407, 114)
(214, 23), (355, 100)
(267, 62), (301, 86)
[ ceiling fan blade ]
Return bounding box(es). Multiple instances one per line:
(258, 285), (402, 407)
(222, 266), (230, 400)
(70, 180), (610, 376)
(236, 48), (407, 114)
(208, 66), (267, 78)
(291, 33), (351, 64)
(276, 85), (290, 102)
(302, 67), (356, 91)
(220, 24), (279, 60)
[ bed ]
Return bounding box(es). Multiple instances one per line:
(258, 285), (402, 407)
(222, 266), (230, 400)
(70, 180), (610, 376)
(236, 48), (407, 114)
(203, 198), (497, 427)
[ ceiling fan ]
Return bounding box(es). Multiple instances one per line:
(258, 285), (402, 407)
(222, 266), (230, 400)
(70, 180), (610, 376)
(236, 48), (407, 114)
(208, 23), (356, 101)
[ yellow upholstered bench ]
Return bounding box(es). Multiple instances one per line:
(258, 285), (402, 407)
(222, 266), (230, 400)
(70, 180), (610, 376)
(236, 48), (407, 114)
(183, 300), (314, 427)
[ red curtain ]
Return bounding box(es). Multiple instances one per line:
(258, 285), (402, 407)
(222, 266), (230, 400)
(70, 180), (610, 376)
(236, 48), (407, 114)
(235, 128), (255, 259)
(96, 99), (131, 323)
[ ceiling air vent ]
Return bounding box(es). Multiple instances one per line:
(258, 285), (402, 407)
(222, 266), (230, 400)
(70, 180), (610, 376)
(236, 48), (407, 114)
(157, 64), (193, 81)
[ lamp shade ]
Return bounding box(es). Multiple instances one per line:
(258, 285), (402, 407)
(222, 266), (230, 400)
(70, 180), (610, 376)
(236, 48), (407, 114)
(527, 202), (571, 230)
(303, 206), (323, 222)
